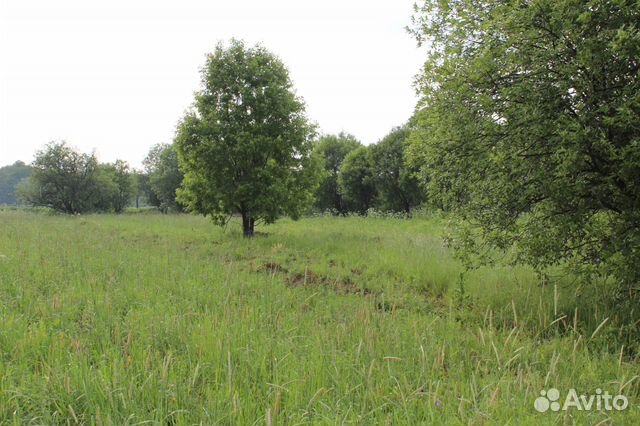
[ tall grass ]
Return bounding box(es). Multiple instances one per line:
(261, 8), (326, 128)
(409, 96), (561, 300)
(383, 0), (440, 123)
(0, 211), (637, 424)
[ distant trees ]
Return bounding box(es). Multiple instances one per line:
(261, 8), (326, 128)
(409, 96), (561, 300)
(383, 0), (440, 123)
(143, 143), (184, 213)
(19, 142), (136, 213)
(313, 133), (361, 214)
(338, 146), (377, 215)
(20, 142), (101, 213)
(311, 127), (426, 215)
(99, 160), (136, 213)
(0, 161), (32, 205)
(370, 126), (424, 213)
(175, 40), (319, 237)
(133, 172), (153, 209)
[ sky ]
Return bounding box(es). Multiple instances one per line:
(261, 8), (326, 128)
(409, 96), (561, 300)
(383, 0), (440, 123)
(0, 0), (425, 168)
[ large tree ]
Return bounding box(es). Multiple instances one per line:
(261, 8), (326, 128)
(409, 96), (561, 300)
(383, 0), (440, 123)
(371, 126), (425, 214)
(175, 40), (318, 237)
(409, 1), (640, 293)
(312, 133), (361, 214)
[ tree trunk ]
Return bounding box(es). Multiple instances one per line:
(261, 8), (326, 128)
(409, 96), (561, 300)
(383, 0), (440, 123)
(404, 200), (411, 215)
(242, 213), (255, 238)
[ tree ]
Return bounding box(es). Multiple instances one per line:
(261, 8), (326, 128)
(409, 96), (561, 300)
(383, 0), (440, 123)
(143, 143), (184, 213)
(99, 160), (135, 213)
(92, 165), (120, 212)
(20, 142), (102, 213)
(371, 126), (425, 213)
(175, 40), (318, 237)
(0, 161), (32, 205)
(312, 133), (361, 214)
(338, 146), (377, 215)
(409, 1), (640, 293)
(132, 171), (150, 208)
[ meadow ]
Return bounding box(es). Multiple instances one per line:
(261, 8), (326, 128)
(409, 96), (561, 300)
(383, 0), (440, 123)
(0, 210), (637, 425)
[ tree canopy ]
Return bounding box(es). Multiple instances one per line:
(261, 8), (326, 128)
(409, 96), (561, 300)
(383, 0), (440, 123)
(99, 160), (136, 214)
(143, 143), (184, 213)
(338, 146), (377, 215)
(371, 126), (425, 214)
(19, 142), (136, 213)
(175, 40), (319, 237)
(312, 133), (361, 214)
(20, 142), (102, 213)
(409, 0), (640, 293)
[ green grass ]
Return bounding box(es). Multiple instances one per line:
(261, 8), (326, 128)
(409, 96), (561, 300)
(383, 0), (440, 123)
(0, 211), (637, 425)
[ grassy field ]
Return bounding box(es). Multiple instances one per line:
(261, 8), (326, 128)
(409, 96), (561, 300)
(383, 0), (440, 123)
(0, 211), (638, 425)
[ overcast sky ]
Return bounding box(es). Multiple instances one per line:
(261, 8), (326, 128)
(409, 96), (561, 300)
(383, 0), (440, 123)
(0, 0), (425, 168)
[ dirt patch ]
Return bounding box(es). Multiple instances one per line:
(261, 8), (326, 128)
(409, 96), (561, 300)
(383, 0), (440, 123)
(334, 276), (372, 296)
(288, 269), (322, 286)
(259, 262), (288, 274)
(287, 268), (373, 296)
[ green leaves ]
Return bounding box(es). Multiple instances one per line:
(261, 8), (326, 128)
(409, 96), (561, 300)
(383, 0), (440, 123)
(410, 0), (640, 294)
(20, 142), (135, 214)
(338, 146), (377, 215)
(312, 133), (362, 214)
(0, 161), (32, 205)
(370, 126), (425, 214)
(143, 143), (184, 213)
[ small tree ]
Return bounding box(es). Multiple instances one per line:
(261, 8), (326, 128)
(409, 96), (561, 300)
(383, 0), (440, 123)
(312, 133), (361, 214)
(175, 40), (318, 237)
(131, 171), (148, 208)
(92, 165), (120, 212)
(100, 160), (135, 213)
(143, 143), (184, 213)
(21, 142), (101, 213)
(338, 146), (377, 215)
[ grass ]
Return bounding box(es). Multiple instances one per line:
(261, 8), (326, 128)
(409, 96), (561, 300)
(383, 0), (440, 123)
(0, 211), (638, 425)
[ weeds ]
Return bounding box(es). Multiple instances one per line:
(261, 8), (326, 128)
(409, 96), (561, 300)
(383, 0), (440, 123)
(0, 211), (637, 424)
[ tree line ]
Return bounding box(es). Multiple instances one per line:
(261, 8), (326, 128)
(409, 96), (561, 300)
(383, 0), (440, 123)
(313, 128), (424, 215)
(7, 142), (184, 214)
(7, 125), (424, 219)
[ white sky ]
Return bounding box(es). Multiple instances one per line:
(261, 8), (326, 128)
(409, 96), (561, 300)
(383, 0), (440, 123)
(0, 0), (424, 168)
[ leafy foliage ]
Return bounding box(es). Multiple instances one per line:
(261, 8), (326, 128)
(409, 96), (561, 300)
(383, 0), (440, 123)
(19, 142), (103, 213)
(371, 126), (425, 213)
(143, 143), (184, 213)
(99, 160), (136, 213)
(0, 161), (32, 205)
(312, 133), (361, 214)
(338, 146), (377, 215)
(175, 40), (319, 237)
(18, 142), (136, 213)
(409, 0), (640, 296)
